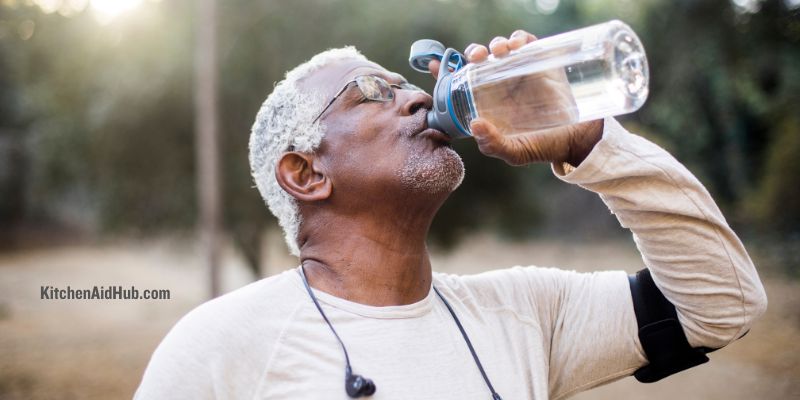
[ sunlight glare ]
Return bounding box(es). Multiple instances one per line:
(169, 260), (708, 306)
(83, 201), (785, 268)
(90, 0), (144, 24)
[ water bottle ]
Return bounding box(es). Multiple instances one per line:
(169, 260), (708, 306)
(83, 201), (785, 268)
(409, 20), (649, 138)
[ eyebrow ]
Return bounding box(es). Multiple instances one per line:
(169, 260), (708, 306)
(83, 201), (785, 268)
(365, 71), (407, 85)
(385, 73), (408, 85)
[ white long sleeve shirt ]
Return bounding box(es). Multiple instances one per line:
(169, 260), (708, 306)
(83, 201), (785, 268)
(134, 118), (767, 400)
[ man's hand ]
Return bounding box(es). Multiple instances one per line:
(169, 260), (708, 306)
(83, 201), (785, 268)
(427, 30), (604, 167)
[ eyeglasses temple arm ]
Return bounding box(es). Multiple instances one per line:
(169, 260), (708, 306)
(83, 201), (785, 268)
(311, 81), (355, 124)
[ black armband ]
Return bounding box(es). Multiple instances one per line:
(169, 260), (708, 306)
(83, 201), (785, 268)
(628, 268), (714, 383)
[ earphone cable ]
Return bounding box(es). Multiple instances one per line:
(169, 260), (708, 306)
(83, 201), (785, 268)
(299, 265), (352, 369)
(433, 286), (503, 400)
(299, 265), (501, 400)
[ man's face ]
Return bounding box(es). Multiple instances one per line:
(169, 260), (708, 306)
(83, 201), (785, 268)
(300, 59), (464, 204)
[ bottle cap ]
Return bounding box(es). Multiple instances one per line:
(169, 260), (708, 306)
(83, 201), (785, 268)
(409, 39), (447, 73)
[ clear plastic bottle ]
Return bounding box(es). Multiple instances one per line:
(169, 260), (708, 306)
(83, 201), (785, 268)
(415, 20), (649, 138)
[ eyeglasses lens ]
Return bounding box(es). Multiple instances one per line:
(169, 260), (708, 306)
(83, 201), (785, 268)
(356, 76), (394, 102)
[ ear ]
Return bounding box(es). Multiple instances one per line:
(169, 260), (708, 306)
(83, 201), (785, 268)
(275, 151), (332, 202)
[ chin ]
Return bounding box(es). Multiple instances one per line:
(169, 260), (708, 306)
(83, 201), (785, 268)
(398, 146), (465, 194)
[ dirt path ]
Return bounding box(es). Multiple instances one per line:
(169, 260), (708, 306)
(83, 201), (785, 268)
(0, 235), (797, 399)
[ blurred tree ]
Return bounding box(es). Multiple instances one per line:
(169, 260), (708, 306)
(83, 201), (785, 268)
(195, 0), (223, 296)
(1, 0), (798, 275)
(0, 9), (28, 234)
(639, 0), (800, 223)
(749, 115), (800, 233)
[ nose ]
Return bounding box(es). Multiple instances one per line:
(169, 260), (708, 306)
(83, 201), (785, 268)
(400, 89), (433, 116)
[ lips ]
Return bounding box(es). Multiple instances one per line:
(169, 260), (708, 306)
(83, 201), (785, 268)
(417, 128), (452, 145)
(408, 111), (451, 146)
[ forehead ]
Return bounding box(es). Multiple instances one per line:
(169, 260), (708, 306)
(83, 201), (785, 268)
(299, 59), (407, 99)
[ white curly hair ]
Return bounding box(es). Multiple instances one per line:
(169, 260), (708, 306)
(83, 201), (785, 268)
(249, 46), (368, 256)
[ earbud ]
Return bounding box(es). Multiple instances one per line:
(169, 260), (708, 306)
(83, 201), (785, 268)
(345, 367), (376, 398)
(299, 267), (501, 399)
(300, 266), (378, 398)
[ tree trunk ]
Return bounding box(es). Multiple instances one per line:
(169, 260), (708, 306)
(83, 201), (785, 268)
(194, 0), (222, 298)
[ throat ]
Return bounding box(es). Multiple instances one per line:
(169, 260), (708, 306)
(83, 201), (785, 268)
(296, 188), (445, 306)
(299, 230), (433, 307)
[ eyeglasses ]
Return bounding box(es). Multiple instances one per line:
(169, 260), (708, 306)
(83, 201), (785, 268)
(312, 75), (423, 123)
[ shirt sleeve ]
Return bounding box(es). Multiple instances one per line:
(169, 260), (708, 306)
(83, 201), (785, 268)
(458, 265), (646, 399)
(542, 117), (767, 396)
(134, 309), (217, 400)
(133, 288), (278, 400)
(461, 117), (768, 399)
(553, 117), (767, 346)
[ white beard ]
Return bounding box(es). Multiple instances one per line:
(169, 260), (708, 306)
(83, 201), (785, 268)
(398, 145), (465, 194)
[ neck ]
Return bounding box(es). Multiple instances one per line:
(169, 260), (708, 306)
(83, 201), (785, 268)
(298, 197), (442, 307)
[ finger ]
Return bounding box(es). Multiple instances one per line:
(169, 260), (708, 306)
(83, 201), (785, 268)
(489, 36), (511, 58)
(470, 118), (513, 161)
(466, 44), (489, 63)
(508, 30), (537, 51)
(427, 59), (441, 80)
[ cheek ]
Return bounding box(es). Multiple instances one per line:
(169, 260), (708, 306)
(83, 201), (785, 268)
(341, 145), (407, 182)
(326, 140), (412, 192)
(320, 108), (411, 188)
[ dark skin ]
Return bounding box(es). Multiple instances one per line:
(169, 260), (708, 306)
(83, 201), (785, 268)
(276, 30), (603, 306)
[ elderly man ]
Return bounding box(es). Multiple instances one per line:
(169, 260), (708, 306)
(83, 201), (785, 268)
(135, 31), (767, 399)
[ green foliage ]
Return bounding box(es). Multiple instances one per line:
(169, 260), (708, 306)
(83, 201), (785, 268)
(1, 0), (799, 257)
(748, 115), (800, 234)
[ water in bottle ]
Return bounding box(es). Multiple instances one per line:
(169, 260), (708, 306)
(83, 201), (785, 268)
(410, 20), (649, 138)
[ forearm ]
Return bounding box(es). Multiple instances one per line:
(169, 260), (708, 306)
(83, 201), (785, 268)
(553, 118), (767, 349)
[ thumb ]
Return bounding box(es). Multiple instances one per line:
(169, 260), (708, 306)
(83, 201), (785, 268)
(470, 118), (496, 140)
(470, 118), (510, 159)
(471, 118), (544, 166)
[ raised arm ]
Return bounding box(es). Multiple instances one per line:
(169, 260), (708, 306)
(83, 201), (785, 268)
(553, 117), (767, 349)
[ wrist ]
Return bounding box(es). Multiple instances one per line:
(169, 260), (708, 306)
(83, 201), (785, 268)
(565, 119), (604, 167)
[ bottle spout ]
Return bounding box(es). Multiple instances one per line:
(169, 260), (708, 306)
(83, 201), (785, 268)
(426, 112), (445, 136)
(427, 60), (472, 139)
(427, 98), (472, 139)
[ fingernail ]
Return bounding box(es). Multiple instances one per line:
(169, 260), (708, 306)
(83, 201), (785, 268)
(470, 120), (484, 133)
(465, 44), (478, 58)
